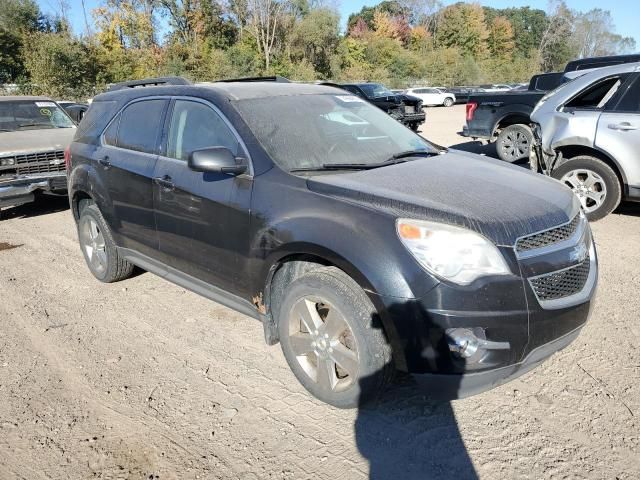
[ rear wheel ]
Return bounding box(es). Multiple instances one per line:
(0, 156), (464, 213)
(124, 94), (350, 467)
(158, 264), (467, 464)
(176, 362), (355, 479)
(496, 124), (533, 162)
(443, 97), (454, 107)
(277, 267), (394, 408)
(551, 156), (621, 221)
(78, 203), (134, 282)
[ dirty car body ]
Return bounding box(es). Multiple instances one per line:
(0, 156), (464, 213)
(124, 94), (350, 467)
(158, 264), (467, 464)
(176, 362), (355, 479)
(0, 97), (76, 209)
(68, 80), (597, 406)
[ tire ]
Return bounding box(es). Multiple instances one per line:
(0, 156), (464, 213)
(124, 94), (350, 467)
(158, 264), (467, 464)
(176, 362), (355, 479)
(443, 97), (454, 107)
(78, 203), (135, 282)
(496, 124), (533, 162)
(409, 123), (420, 132)
(551, 156), (621, 221)
(277, 266), (394, 408)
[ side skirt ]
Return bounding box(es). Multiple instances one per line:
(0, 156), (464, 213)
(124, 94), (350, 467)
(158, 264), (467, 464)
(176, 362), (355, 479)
(117, 247), (263, 322)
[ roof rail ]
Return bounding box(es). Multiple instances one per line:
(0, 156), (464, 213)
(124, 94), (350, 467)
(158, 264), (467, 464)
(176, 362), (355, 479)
(216, 76), (291, 83)
(106, 77), (191, 92)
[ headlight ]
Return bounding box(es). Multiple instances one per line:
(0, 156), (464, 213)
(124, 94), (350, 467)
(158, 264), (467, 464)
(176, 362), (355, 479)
(396, 219), (511, 285)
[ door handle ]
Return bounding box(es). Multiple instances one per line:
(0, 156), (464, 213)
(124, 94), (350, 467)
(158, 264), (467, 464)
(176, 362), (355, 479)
(608, 122), (637, 131)
(153, 175), (175, 191)
(98, 156), (111, 168)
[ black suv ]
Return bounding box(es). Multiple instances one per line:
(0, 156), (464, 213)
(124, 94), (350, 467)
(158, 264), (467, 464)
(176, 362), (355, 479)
(68, 77), (597, 408)
(321, 82), (425, 131)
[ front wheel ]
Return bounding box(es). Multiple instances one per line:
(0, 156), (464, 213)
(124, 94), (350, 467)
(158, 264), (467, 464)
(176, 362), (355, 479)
(551, 156), (621, 221)
(443, 97), (454, 107)
(277, 267), (394, 408)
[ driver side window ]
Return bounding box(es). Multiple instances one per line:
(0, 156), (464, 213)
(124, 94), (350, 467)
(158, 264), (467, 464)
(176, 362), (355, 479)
(166, 100), (239, 161)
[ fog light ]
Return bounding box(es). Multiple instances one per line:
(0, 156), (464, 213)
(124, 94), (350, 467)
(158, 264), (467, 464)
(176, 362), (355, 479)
(447, 328), (480, 358)
(446, 328), (511, 359)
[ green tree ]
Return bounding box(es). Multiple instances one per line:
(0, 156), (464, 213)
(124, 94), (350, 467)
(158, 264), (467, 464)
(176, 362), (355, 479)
(436, 3), (488, 57)
(22, 31), (97, 98)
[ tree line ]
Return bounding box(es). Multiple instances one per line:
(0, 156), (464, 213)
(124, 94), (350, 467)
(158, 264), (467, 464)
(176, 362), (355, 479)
(0, 0), (635, 99)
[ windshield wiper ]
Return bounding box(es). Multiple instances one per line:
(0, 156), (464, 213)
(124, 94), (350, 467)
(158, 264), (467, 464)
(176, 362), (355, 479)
(290, 151), (440, 173)
(18, 123), (54, 128)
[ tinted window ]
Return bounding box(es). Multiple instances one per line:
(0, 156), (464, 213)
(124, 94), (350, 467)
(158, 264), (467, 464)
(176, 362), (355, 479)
(613, 76), (640, 113)
(565, 76), (626, 110)
(77, 100), (117, 138)
(116, 99), (166, 153)
(166, 100), (239, 161)
(103, 113), (120, 146)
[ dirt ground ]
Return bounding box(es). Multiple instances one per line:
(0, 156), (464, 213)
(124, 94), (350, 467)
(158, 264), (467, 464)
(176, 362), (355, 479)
(1, 105), (639, 479)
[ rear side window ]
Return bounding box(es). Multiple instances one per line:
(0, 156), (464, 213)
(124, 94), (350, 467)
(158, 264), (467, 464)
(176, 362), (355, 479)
(116, 99), (166, 154)
(166, 100), (239, 161)
(565, 76), (627, 110)
(76, 100), (117, 139)
(103, 113), (119, 146)
(612, 76), (640, 113)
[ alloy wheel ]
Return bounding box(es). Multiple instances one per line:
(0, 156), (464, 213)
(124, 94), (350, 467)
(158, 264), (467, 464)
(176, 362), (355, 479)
(287, 296), (360, 393)
(561, 169), (607, 214)
(80, 216), (107, 276)
(500, 130), (530, 161)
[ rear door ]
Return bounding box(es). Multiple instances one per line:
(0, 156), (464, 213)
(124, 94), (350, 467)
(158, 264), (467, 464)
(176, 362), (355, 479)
(98, 98), (168, 257)
(152, 98), (252, 294)
(595, 74), (640, 189)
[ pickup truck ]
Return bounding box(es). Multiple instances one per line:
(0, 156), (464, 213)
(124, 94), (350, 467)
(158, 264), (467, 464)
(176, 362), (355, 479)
(0, 96), (76, 213)
(320, 82), (426, 131)
(461, 54), (640, 163)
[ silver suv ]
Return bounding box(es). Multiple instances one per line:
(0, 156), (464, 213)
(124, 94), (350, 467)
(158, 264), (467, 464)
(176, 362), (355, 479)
(0, 96), (76, 213)
(531, 63), (640, 220)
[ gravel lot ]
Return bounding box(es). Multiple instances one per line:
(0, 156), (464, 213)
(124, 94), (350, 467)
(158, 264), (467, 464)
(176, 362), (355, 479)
(1, 105), (639, 479)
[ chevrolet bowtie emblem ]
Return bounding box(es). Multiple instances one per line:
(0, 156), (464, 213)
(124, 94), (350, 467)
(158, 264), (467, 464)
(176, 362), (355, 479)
(569, 243), (588, 263)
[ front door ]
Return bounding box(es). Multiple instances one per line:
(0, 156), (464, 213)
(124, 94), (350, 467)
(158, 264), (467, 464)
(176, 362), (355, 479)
(596, 74), (640, 188)
(97, 98), (168, 257)
(152, 98), (252, 295)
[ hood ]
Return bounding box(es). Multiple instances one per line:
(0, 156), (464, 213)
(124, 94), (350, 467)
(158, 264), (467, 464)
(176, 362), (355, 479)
(0, 128), (76, 156)
(307, 150), (579, 246)
(398, 94), (422, 106)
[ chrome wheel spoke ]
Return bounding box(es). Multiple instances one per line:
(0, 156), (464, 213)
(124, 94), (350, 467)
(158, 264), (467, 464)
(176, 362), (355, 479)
(316, 358), (337, 391)
(323, 309), (345, 340)
(293, 299), (323, 333)
(329, 343), (358, 377)
(289, 333), (314, 356)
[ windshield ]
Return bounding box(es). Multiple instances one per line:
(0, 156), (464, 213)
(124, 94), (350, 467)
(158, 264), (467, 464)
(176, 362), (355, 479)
(0, 100), (75, 132)
(358, 83), (394, 98)
(234, 94), (436, 172)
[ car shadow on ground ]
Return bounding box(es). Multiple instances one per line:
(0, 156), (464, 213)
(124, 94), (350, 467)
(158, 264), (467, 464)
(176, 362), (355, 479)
(354, 302), (478, 479)
(449, 140), (497, 158)
(0, 193), (70, 220)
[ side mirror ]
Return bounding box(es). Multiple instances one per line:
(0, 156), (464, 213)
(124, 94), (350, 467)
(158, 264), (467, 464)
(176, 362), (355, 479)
(188, 147), (247, 175)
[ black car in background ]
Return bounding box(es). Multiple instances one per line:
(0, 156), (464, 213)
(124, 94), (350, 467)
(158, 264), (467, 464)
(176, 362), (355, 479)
(68, 76), (596, 408)
(57, 101), (89, 124)
(321, 82), (425, 131)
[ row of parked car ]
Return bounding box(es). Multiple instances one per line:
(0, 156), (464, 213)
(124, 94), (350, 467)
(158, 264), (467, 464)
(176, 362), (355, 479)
(463, 53), (640, 221)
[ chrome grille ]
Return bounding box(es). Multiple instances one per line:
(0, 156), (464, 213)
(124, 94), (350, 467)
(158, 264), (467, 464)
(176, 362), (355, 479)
(529, 257), (590, 301)
(516, 215), (581, 252)
(9, 150), (66, 175)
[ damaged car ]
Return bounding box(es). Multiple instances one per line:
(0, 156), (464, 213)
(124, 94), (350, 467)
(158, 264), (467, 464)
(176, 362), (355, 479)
(531, 62), (640, 220)
(68, 77), (597, 408)
(0, 96), (75, 213)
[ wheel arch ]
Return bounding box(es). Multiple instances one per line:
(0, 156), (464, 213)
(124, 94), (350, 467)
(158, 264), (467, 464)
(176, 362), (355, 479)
(493, 113), (531, 136)
(260, 247), (407, 371)
(554, 145), (627, 186)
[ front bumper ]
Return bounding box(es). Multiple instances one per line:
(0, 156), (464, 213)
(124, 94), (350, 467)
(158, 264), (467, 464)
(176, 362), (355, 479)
(400, 112), (426, 125)
(374, 215), (596, 398)
(0, 172), (67, 208)
(414, 325), (583, 399)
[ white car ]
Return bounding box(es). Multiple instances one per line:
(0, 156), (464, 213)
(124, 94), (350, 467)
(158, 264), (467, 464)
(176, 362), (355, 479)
(405, 87), (456, 107)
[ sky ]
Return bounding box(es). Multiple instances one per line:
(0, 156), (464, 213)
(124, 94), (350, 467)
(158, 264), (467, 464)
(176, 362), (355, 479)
(37, 0), (640, 48)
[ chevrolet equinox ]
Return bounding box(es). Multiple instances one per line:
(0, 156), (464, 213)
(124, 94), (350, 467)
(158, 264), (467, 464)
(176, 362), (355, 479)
(68, 77), (597, 408)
